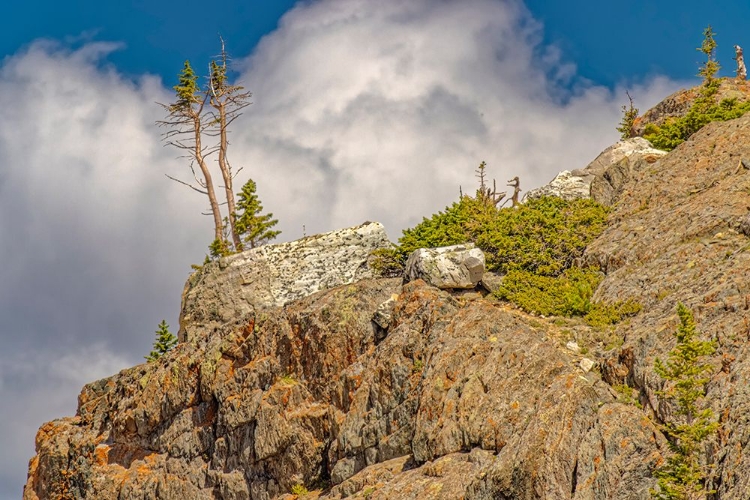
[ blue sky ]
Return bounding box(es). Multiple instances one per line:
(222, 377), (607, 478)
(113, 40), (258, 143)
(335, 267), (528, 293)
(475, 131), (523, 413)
(525, 0), (750, 86)
(4, 1), (748, 89)
(0, 1), (743, 499)
(1, 0), (299, 81)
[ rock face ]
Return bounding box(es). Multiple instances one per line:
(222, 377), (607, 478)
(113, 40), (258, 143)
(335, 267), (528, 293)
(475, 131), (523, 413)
(582, 114), (750, 499)
(24, 105), (750, 499)
(526, 137), (666, 205)
(404, 244), (485, 289)
(179, 221), (391, 342)
(23, 277), (661, 500)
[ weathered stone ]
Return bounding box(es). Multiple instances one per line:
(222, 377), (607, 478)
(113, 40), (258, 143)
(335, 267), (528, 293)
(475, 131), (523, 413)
(524, 170), (591, 201)
(566, 341), (581, 353)
(372, 294), (398, 331)
(738, 213), (750, 237)
(579, 357), (596, 373)
(478, 271), (503, 294)
(179, 221), (391, 341)
(525, 137), (666, 206)
(404, 244), (485, 289)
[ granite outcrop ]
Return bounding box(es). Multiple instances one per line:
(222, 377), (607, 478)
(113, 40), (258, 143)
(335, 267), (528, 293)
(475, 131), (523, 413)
(178, 222), (391, 342)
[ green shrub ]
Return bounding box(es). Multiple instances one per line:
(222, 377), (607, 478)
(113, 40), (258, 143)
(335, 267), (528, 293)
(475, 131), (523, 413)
(145, 320), (178, 362)
(644, 79), (750, 151)
(474, 197), (609, 275)
(393, 192), (611, 319)
(495, 267), (602, 317)
(585, 299), (642, 328)
(291, 483), (309, 496)
(397, 195), (609, 276)
(398, 195), (497, 258)
(617, 91), (639, 140)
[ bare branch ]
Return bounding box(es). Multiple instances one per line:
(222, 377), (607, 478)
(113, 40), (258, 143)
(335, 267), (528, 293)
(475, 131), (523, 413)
(165, 174), (208, 194)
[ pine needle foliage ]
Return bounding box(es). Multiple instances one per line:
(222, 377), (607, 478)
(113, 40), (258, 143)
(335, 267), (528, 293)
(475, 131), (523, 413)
(173, 61), (201, 109)
(373, 162), (617, 319)
(697, 25), (720, 84)
(145, 320), (178, 362)
(234, 179), (281, 249)
(651, 303), (718, 500)
(644, 27), (750, 151)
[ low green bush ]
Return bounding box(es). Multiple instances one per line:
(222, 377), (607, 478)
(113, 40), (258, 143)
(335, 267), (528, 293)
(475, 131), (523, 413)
(378, 171), (628, 322)
(474, 197), (609, 275)
(395, 195), (609, 276)
(495, 267), (602, 317)
(585, 299), (642, 328)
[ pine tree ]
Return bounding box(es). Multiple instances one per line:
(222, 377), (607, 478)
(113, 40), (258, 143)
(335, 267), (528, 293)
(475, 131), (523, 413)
(234, 179), (281, 249)
(697, 25), (720, 84)
(652, 303), (718, 500)
(158, 40), (256, 257)
(145, 320), (178, 362)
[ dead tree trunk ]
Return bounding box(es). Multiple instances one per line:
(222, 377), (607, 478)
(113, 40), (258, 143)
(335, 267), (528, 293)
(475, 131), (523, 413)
(735, 45), (747, 81)
(193, 114), (224, 243)
(208, 39), (252, 252)
(507, 177), (521, 207)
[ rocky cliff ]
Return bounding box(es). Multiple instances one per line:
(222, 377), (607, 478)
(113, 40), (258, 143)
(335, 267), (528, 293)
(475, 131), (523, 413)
(24, 98), (750, 499)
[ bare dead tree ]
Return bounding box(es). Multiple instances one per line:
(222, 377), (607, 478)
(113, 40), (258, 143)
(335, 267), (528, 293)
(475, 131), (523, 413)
(501, 176), (521, 207)
(735, 45), (747, 81)
(207, 37), (252, 251)
(157, 61), (224, 244)
(474, 161), (506, 206)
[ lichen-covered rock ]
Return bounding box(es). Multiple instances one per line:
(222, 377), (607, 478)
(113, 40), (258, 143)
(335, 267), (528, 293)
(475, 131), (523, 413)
(584, 114), (750, 499)
(24, 276), (667, 500)
(179, 221), (391, 341)
(404, 244), (485, 289)
(525, 137), (666, 206)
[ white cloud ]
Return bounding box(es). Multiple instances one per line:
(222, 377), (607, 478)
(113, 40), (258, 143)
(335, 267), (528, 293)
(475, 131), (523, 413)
(231, 0), (687, 238)
(0, 1), (688, 497)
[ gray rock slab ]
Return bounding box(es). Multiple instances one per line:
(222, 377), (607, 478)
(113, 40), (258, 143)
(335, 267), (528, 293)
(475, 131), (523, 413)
(178, 221), (391, 341)
(404, 244), (485, 290)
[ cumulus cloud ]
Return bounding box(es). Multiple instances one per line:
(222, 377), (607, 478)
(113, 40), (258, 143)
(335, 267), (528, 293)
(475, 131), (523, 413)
(0, 0), (688, 497)
(233, 0), (686, 237)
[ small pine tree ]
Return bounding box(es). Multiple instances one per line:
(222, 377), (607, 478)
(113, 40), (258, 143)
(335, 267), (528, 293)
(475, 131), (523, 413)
(617, 91), (639, 140)
(145, 320), (178, 362)
(697, 25), (720, 84)
(173, 61), (201, 109)
(234, 179), (281, 249)
(651, 303), (718, 500)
